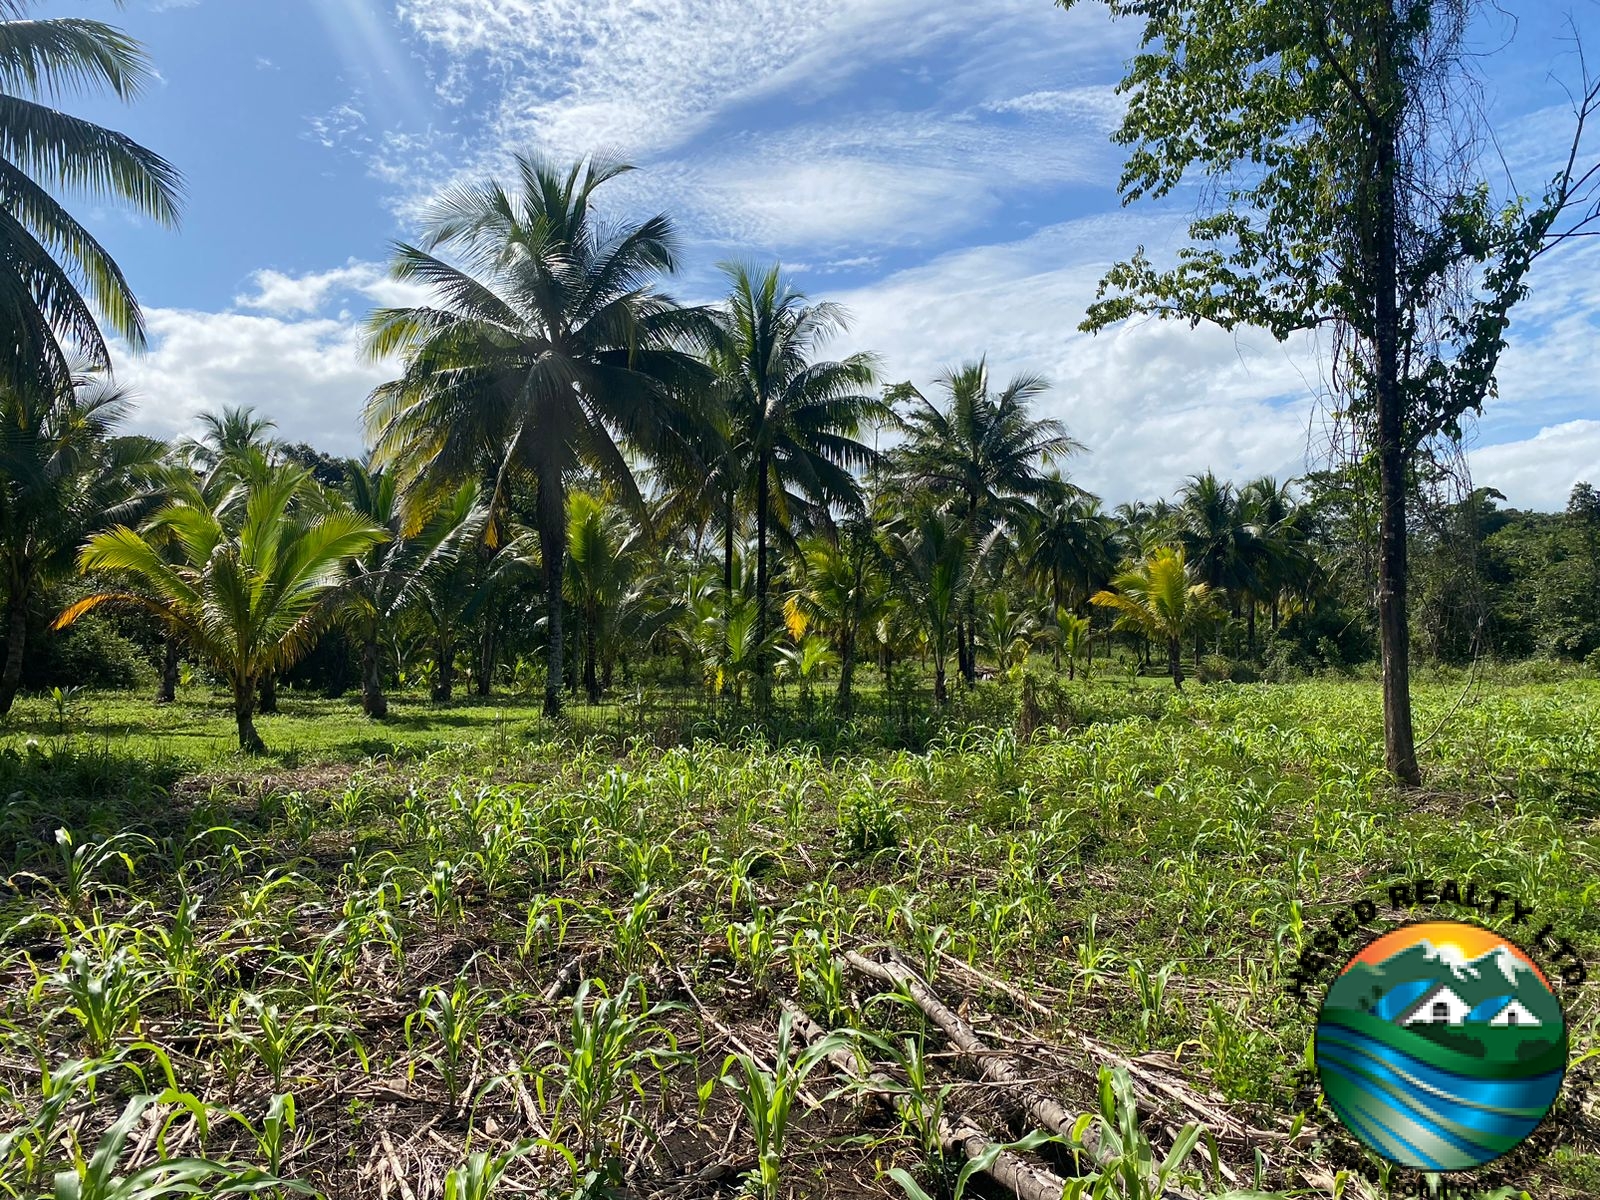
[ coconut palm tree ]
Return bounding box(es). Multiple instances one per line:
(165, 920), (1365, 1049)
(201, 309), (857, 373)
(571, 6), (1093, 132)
(0, 0), (182, 397)
(0, 372), (163, 714)
(710, 262), (882, 695)
(342, 462), (481, 717)
(57, 467), (386, 751)
(885, 508), (973, 704)
(1090, 548), (1217, 689)
(564, 490), (646, 703)
(784, 520), (890, 712)
(891, 361), (1080, 682)
(364, 154), (713, 717)
(1022, 490), (1117, 665)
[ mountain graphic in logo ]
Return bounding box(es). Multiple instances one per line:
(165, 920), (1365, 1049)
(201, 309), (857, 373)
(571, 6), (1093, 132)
(1315, 920), (1568, 1171)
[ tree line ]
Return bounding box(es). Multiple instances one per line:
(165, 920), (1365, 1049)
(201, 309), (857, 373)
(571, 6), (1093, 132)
(1, 1), (1598, 774)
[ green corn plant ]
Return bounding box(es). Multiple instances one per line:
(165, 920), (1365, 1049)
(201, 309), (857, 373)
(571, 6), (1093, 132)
(441, 1138), (538, 1200)
(1071, 914), (1118, 996)
(719, 1010), (851, 1200)
(133, 891), (205, 1013)
(226, 995), (326, 1090)
(51, 1090), (317, 1200)
(404, 975), (488, 1107)
(518, 896), (572, 966)
(726, 907), (778, 992)
(224, 1093), (298, 1176)
(1127, 961), (1175, 1051)
(0, 1047), (171, 1188)
(31, 829), (150, 913)
(45, 948), (151, 1053)
(1052, 1066), (1261, 1200)
(535, 976), (686, 1184)
(887, 1129), (1063, 1200)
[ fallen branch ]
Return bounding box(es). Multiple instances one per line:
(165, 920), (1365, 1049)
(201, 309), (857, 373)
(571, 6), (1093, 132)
(784, 1001), (1070, 1200)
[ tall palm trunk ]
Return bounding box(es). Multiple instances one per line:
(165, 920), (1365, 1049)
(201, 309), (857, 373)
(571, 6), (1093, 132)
(258, 673), (277, 714)
(432, 625), (454, 701)
(933, 654), (947, 704)
(1247, 599), (1257, 658)
(583, 602), (600, 703)
(539, 478), (567, 719)
(477, 623), (494, 697)
(1167, 636), (1184, 690)
(234, 676), (265, 753)
(156, 635), (180, 704)
(754, 455), (771, 702)
(836, 630), (856, 713)
(361, 634), (387, 718)
(0, 583), (29, 716)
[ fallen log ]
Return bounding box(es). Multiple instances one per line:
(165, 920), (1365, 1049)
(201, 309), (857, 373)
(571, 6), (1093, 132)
(843, 948), (1244, 1188)
(783, 1001), (1070, 1200)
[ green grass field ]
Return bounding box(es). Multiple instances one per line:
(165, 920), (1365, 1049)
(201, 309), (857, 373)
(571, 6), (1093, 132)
(2, 675), (1598, 1199)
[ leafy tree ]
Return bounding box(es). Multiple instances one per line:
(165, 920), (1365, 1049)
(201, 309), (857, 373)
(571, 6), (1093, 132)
(365, 154), (712, 717)
(1060, 0), (1600, 782)
(0, 0), (181, 397)
(1091, 548), (1217, 689)
(58, 467), (385, 751)
(0, 372), (162, 713)
(710, 262), (881, 696)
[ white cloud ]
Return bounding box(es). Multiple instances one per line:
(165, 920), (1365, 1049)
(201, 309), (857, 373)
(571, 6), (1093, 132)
(234, 261), (433, 316)
(111, 309), (389, 456)
(1470, 422), (1600, 511)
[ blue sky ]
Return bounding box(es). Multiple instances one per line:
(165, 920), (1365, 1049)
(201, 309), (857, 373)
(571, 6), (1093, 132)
(55, 0), (1600, 509)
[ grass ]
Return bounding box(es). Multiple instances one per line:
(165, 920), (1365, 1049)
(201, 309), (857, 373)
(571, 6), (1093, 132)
(0, 671), (1596, 1199)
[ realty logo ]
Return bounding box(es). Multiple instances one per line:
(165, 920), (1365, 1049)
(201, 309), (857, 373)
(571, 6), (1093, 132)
(1315, 920), (1568, 1172)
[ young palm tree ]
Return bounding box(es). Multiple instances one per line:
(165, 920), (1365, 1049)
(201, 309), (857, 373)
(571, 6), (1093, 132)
(564, 490), (645, 703)
(56, 468), (385, 751)
(342, 463), (481, 717)
(891, 361), (1080, 682)
(364, 154), (713, 717)
(784, 520), (890, 712)
(1090, 548), (1216, 690)
(0, 373), (163, 714)
(0, 0), (182, 396)
(885, 508), (973, 704)
(711, 262), (882, 694)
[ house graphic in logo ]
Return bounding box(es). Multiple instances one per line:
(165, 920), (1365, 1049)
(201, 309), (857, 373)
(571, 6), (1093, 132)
(1315, 921), (1568, 1171)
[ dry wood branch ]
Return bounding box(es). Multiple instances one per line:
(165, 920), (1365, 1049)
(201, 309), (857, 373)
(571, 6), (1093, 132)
(784, 1001), (1070, 1200)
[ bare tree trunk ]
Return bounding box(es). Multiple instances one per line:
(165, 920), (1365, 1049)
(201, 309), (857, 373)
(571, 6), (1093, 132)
(0, 589), (27, 716)
(476, 624), (494, 698)
(235, 677), (265, 753)
(1168, 636), (1184, 690)
(361, 635), (387, 718)
(933, 657), (947, 705)
(258, 673), (277, 714)
(1372, 11), (1420, 786)
(755, 457), (772, 705)
(433, 628), (454, 702)
(836, 632), (855, 713)
(583, 606), (600, 703)
(539, 479), (567, 719)
(156, 635), (179, 705)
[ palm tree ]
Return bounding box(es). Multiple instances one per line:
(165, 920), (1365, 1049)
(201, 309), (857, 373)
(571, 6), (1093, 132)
(57, 467), (385, 751)
(180, 405), (278, 493)
(364, 154), (713, 717)
(0, 1), (182, 397)
(885, 508), (973, 704)
(1022, 490), (1116, 665)
(564, 490), (645, 703)
(1090, 548), (1217, 689)
(342, 463), (479, 717)
(711, 262), (881, 695)
(785, 520), (890, 712)
(892, 361), (1080, 682)
(0, 372), (162, 714)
